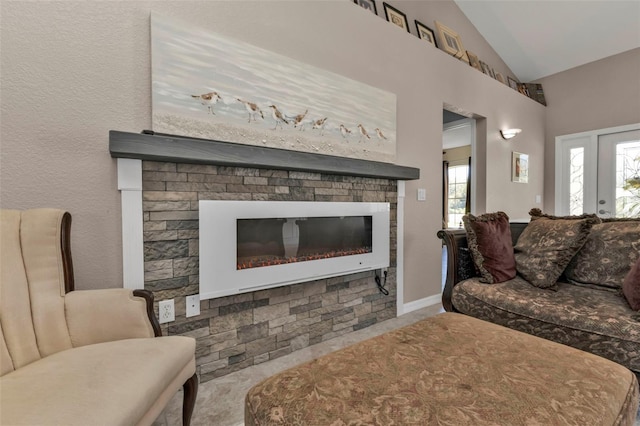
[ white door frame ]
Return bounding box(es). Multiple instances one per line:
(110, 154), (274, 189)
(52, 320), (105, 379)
(555, 123), (640, 215)
(443, 118), (476, 214)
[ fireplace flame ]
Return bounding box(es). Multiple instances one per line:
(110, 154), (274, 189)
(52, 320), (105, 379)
(237, 247), (371, 270)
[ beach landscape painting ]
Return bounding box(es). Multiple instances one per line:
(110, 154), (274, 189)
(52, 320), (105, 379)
(151, 14), (397, 163)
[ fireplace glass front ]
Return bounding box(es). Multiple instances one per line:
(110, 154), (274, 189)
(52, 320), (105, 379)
(237, 216), (373, 270)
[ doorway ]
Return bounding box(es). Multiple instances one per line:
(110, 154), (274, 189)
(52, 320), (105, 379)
(442, 113), (474, 228)
(442, 110), (475, 290)
(555, 124), (640, 218)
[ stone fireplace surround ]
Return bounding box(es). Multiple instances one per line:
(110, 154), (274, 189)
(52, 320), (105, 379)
(110, 131), (419, 381)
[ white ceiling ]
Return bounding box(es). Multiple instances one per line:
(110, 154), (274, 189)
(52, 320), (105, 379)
(454, 0), (640, 82)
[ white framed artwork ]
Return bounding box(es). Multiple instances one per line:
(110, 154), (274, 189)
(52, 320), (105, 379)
(151, 14), (397, 163)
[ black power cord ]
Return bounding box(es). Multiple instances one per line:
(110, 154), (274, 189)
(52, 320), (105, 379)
(375, 269), (389, 295)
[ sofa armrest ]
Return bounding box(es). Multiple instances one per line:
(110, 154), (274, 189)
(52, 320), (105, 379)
(65, 288), (160, 347)
(437, 229), (476, 312)
(437, 222), (529, 312)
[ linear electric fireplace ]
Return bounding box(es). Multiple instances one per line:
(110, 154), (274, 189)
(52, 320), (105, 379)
(199, 201), (390, 300)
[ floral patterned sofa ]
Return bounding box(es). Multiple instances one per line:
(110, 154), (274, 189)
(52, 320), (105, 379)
(438, 211), (640, 379)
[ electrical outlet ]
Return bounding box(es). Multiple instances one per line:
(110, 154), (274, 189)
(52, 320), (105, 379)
(186, 294), (200, 318)
(158, 299), (175, 324)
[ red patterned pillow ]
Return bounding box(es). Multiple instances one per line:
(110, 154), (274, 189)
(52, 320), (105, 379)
(623, 257), (640, 311)
(462, 212), (516, 284)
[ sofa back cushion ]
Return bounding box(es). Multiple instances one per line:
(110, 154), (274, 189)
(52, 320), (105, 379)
(0, 209), (73, 375)
(514, 217), (595, 289)
(564, 219), (640, 289)
(462, 212), (516, 283)
(528, 208), (601, 223)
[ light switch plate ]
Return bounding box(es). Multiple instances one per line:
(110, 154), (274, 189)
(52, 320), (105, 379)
(417, 188), (426, 201)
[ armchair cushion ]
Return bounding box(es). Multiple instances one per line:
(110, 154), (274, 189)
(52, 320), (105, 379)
(0, 336), (195, 426)
(1, 208), (198, 425)
(65, 289), (155, 347)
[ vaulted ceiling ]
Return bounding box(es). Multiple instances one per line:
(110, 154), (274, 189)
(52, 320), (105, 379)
(454, 0), (640, 82)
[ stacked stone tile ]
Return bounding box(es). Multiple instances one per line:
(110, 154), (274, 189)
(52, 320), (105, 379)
(142, 161), (398, 382)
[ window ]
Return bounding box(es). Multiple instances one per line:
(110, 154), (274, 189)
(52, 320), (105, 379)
(448, 165), (468, 228)
(616, 141), (640, 217)
(569, 147), (584, 215)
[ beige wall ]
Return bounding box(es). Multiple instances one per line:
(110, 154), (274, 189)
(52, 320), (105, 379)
(537, 48), (640, 212)
(0, 1), (545, 305)
(383, 1), (518, 83)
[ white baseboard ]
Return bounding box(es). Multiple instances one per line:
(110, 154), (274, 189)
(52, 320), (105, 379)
(402, 293), (442, 315)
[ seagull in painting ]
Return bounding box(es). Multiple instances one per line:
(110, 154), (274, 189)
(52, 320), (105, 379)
(357, 124), (371, 142)
(236, 98), (264, 123)
(269, 105), (288, 130)
(312, 117), (328, 135)
(191, 91), (222, 115)
(375, 128), (388, 140)
(339, 124), (352, 139)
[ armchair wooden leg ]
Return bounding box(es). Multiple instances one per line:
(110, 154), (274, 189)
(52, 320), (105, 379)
(182, 373), (198, 426)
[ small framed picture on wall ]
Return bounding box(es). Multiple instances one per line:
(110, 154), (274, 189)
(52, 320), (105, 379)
(507, 76), (519, 90)
(512, 152), (529, 183)
(353, 0), (377, 15)
(383, 3), (410, 33)
(415, 20), (437, 47)
(434, 21), (468, 63)
(466, 51), (482, 71)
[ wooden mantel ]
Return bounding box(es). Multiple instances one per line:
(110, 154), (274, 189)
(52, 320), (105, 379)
(109, 130), (420, 181)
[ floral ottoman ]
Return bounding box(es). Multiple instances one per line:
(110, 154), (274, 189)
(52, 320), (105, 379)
(245, 313), (638, 425)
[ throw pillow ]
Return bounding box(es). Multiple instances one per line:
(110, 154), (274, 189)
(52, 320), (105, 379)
(564, 219), (640, 289)
(514, 217), (595, 289)
(462, 211), (516, 284)
(622, 257), (640, 311)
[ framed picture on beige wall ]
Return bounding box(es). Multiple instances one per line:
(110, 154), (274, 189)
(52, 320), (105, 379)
(512, 152), (529, 183)
(434, 21), (468, 63)
(415, 20), (437, 47)
(508, 76), (519, 90)
(466, 51), (482, 71)
(383, 3), (409, 33)
(353, 0), (377, 15)
(480, 61), (492, 76)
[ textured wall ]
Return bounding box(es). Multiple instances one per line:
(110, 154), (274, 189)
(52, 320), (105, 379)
(142, 161), (397, 381)
(1, 1), (545, 306)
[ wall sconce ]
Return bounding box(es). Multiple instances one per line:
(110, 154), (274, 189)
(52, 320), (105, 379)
(500, 128), (522, 140)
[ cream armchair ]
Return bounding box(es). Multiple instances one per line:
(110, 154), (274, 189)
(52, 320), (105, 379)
(0, 208), (198, 425)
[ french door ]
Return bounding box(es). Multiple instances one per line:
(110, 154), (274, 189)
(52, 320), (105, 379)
(556, 125), (640, 218)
